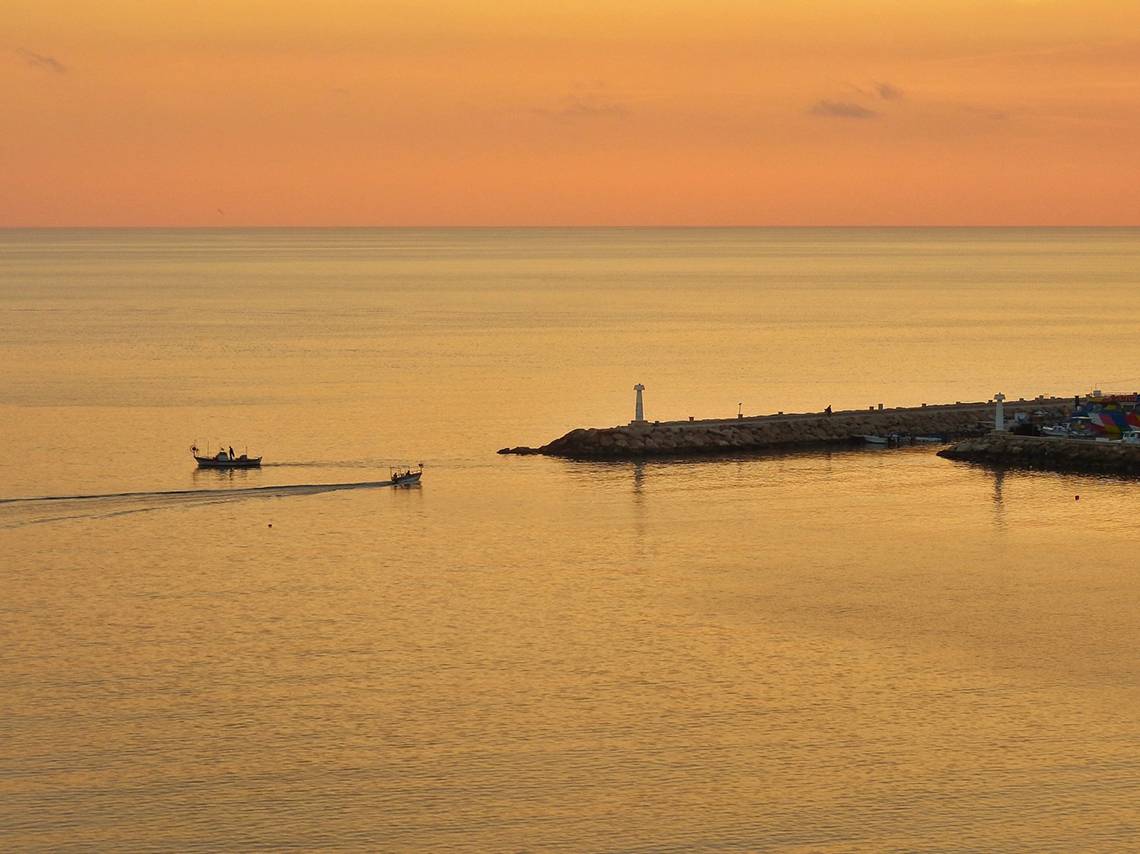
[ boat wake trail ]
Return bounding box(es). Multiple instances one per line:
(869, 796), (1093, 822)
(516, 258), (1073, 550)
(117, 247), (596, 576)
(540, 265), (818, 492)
(0, 480), (394, 505)
(261, 459), (397, 469)
(0, 480), (397, 528)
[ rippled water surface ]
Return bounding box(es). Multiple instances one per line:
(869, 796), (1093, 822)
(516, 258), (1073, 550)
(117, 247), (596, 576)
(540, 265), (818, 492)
(3, 229), (1140, 850)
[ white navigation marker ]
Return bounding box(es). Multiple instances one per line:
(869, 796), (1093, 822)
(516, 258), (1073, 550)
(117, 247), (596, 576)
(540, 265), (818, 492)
(994, 392), (1006, 431)
(633, 383), (646, 423)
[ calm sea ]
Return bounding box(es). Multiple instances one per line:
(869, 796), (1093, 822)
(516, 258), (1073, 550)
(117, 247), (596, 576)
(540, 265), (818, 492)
(2, 229), (1139, 850)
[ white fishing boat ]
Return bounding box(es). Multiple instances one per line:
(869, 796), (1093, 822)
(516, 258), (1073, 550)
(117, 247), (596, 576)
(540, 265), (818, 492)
(861, 435), (890, 445)
(190, 444), (262, 469)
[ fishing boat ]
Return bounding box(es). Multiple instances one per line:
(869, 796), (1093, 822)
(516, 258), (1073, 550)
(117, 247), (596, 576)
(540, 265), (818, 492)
(191, 444), (262, 469)
(860, 435), (890, 445)
(391, 464), (424, 485)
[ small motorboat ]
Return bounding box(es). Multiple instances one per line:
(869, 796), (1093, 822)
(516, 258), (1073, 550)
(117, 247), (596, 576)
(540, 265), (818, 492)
(391, 464), (424, 486)
(191, 444), (262, 469)
(914, 436), (944, 444)
(861, 435), (890, 445)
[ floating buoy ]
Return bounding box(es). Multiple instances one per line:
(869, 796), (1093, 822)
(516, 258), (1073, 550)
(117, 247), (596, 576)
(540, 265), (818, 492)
(1075, 496), (1080, 501)
(268, 523), (273, 527)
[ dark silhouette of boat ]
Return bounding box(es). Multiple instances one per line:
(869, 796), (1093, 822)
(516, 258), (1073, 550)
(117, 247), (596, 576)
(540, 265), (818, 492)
(191, 444), (262, 469)
(391, 464), (423, 485)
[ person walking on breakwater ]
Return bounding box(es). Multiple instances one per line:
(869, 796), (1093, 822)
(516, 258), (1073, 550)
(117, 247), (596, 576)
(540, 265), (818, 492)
(825, 405), (832, 416)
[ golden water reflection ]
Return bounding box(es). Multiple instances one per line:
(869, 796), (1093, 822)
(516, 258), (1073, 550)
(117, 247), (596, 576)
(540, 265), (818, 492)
(3, 229), (1139, 849)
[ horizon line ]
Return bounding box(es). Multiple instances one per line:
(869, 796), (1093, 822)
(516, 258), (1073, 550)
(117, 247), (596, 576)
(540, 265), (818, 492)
(3, 224), (1139, 231)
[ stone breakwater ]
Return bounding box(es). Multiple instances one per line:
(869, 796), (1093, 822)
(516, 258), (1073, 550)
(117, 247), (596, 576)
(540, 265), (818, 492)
(500, 398), (1071, 460)
(938, 432), (1140, 474)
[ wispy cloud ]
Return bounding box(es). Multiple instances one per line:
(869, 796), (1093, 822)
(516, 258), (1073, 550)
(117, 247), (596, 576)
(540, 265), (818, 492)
(875, 82), (904, 101)
(15, 48), (67, 73)
(535, 93), (630, 119)
(809, 100), (878, 119)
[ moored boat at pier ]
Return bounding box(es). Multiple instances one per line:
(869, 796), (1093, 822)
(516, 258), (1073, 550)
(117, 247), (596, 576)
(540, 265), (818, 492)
(860, 433), (913, 446)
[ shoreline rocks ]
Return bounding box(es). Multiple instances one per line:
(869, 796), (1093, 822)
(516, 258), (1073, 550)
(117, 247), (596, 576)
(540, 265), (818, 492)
(500, 399), (1071, 460)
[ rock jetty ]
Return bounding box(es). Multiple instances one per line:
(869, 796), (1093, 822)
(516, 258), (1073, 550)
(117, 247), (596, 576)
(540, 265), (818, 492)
(500, 398), (1070, 460)
(938, 432), (1140, 474)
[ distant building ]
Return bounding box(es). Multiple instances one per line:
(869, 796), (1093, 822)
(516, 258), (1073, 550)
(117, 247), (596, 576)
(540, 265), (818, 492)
(1078, 393), (1140, 436)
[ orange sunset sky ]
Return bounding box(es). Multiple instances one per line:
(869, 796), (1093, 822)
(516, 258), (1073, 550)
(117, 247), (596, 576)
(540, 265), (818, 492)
(4, 0), (1139, 226)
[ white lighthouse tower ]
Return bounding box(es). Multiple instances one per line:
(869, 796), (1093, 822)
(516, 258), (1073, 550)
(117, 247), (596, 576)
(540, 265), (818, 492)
(633, 383), (646, 424)
(994, 392), (1006, 431)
